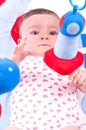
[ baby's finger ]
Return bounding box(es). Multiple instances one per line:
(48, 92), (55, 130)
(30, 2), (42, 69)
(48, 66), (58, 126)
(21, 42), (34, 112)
(68, 75), (80, 87)
(77, 77), (85, 87)
(69, 69), (79, 80)
(10, 45), (19, 54)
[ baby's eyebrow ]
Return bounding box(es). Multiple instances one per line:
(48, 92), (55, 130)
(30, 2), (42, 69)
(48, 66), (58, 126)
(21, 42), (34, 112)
(28, 25), (40, 28)
(48, 25), (59, 30)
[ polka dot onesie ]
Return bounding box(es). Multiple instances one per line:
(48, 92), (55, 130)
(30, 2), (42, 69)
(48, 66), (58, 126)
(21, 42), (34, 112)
(9, 56), (82, 130)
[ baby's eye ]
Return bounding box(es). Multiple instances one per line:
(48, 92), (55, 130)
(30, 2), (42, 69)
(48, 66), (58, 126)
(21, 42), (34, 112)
(49, 31), (58, 35)
(31, 31), (39, 35)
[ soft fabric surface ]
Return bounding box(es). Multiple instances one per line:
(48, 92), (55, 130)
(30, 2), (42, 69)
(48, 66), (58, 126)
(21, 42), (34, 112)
(0, 0), (31, 130)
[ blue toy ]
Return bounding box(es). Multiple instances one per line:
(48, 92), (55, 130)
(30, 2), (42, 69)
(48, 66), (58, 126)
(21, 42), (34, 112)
(44, 0), (86, 75)
(0, 57), (20, 117)
(0, 58), (20, 94)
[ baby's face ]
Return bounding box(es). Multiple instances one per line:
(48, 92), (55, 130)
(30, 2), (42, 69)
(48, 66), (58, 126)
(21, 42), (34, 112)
(19, 14), (59, 56)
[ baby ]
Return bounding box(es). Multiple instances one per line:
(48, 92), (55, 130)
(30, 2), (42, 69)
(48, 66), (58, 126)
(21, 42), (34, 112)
(6, 8), (86, 130)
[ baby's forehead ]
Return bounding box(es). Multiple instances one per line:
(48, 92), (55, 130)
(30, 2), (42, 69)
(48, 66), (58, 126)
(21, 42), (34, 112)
(23, 13), (58, 21)
(20, 14), (59, 29)
(21, 13), (59, 25)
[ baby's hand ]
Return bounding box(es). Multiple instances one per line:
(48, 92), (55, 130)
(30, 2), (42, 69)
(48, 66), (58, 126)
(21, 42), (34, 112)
(9, 38), (28, 64)
(68, 69), (86, 93)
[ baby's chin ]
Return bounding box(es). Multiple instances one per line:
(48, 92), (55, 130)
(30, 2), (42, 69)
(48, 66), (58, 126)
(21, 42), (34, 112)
(28, 52), (44, 57)
(28, 47), (53, 57)
(40, 47), (53, 55)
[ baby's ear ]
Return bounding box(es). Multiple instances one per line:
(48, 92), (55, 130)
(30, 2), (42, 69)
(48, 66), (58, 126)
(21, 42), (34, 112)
(17, 38), (22, 45)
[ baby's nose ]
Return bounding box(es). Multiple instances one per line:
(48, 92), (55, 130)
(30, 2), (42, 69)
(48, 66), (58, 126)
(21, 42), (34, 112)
(41, 36), (48, 40)
(41, 33), (49, 40)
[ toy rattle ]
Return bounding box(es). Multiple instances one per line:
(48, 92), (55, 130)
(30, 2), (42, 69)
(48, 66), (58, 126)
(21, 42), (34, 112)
(44, 0), (86, 75)
(0, 58), (20, 116)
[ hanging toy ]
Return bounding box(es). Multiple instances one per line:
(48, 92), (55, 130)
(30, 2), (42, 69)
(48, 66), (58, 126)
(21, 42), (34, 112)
(0, 58), (20, 94)
(0, 58), (20, 117)
(44, 0), (86, 75)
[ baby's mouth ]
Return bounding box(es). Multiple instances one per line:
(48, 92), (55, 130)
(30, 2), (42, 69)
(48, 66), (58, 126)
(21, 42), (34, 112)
(38, 44), (50, 47)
